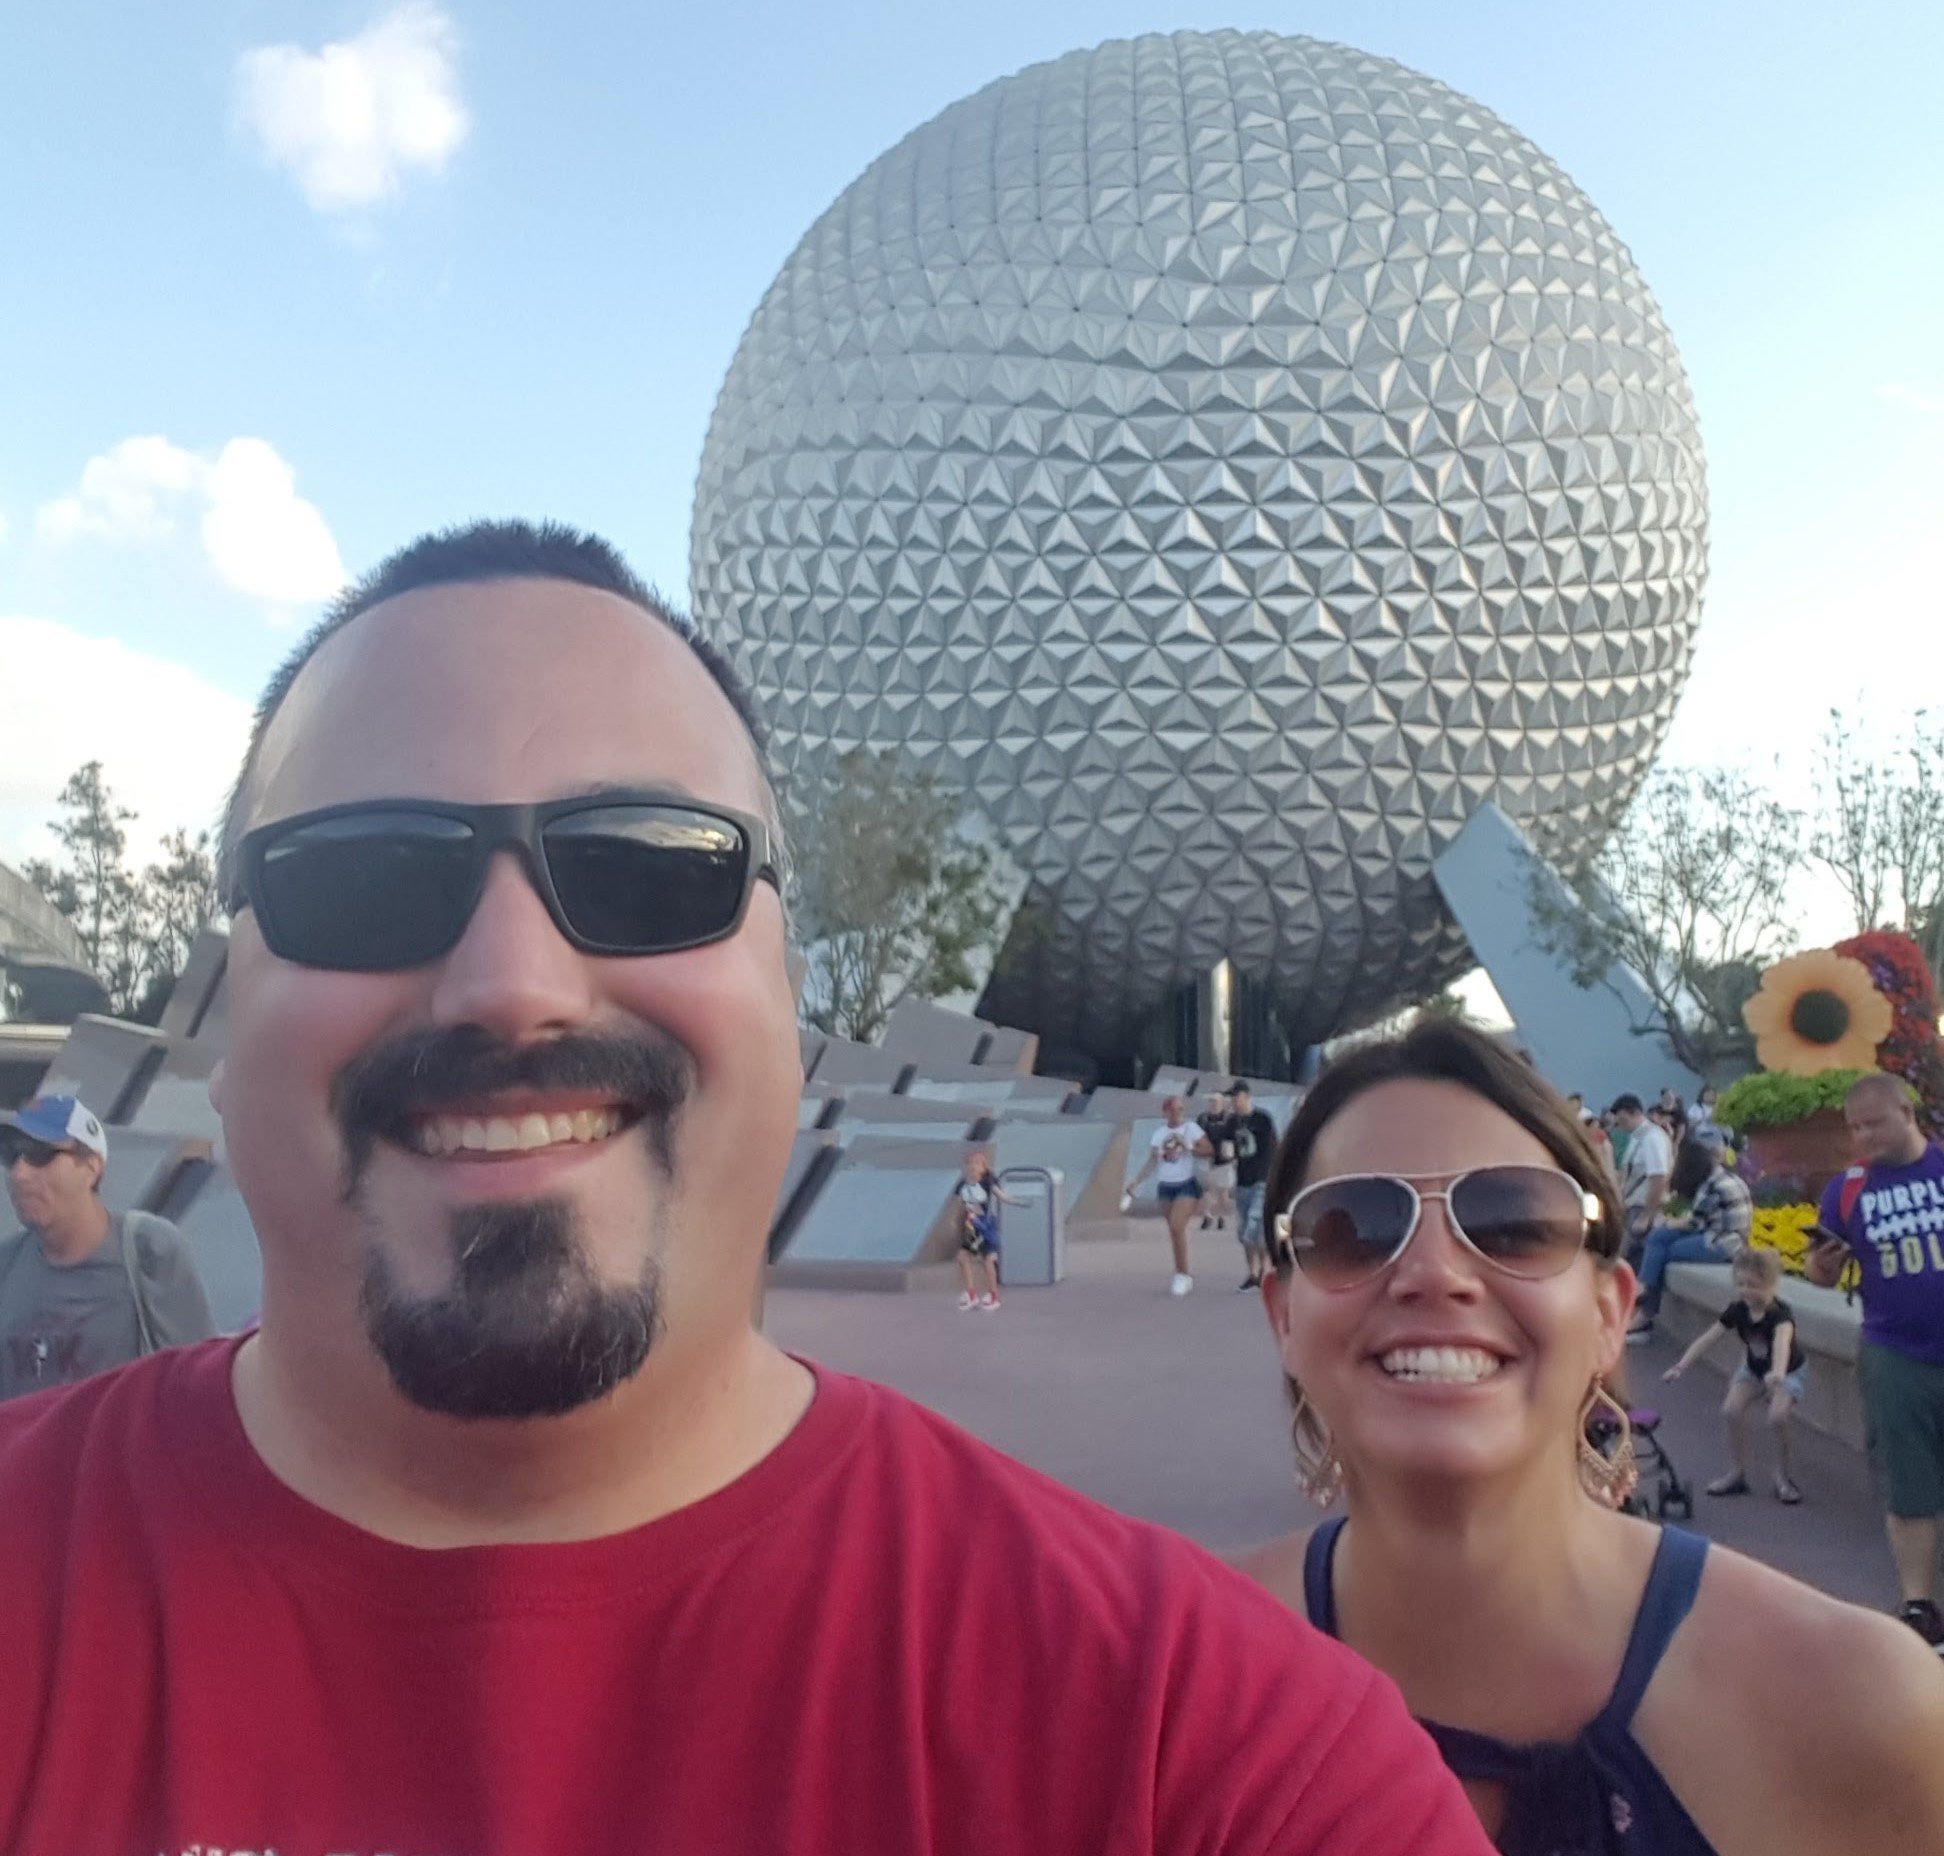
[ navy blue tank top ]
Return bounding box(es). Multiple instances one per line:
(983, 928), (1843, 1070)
(1303, 1517), (1717, 1855)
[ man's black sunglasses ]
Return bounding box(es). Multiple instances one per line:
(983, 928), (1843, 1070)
(0, 1136), (67, 1169)
(231, 792), (781, 971)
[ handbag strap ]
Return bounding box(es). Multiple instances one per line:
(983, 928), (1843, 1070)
(119, 1213), (157, 1356)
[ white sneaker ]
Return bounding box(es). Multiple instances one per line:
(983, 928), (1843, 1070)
(978, 1293), (1001, 1312)
(956, 1291), (976, 1312)
(1170, 1272), (1194, 1297)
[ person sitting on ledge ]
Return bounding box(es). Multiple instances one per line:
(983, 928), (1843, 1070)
(1627, 1137), (1751, 1342)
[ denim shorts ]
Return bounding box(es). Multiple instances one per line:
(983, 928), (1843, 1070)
(1234, 1181), (1266, 1245)
(1157, 1178), (1202, 1203)
(1732, 1362), (1806, 1403)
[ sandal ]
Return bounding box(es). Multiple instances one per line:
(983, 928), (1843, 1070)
(1774, 1476), (1803, 1505)
(1706, 1472), (1750, 1497)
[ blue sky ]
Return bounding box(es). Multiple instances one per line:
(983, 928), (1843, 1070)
(4, 1), (1941, 881)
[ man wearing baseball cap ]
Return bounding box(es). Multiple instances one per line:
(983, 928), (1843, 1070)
(0, 1093), (215, 1400)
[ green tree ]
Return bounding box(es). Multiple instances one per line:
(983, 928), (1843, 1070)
(1811, 708), (1944, 977)
(22, 764), (222, 1022)
(790, 749), (1006, 1045)
(1525, 767), (1800, 1081)
(22, 761), (132, 976)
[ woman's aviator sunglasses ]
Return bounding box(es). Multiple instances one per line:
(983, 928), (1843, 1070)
(231, 792), (781, 971)
(1273, 1165), (1604, 1290)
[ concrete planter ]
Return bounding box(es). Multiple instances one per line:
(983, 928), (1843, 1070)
(1741, 1108), (1855, 1200)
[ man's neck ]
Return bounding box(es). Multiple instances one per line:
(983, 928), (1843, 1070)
(232, 1313), (816, 1548)
(34, 1197), (113, 1265)
(1881, 1137), (1930, 1170)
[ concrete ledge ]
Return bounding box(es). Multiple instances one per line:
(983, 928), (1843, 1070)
(1660, 1263), (1865, 1449)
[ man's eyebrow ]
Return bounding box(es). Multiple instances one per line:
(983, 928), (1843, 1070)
(561, 778), (704, 802)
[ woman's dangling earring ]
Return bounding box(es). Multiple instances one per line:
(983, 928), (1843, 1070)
(1577, 1378), (1639, 1509)
(1290, 1390), (1344, 1507)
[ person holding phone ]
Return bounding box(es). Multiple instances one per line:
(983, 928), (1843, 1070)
(1806, 1072), (1944, 1650)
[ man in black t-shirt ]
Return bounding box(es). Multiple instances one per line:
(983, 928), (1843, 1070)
(1228, 1084), (1279, 1292)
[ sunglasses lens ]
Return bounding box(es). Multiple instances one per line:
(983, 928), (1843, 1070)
(1, 1139), (59, 1168)
(1287, 1176), (1417, 1286)
(1448, 1166), (1589, 1276)
(543, 806), (750, 953)
(257, 813), (479, 970)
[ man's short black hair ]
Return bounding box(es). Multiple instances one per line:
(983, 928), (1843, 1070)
(218, 520), (770, 893)
(1229, 1081), (1250, 1096)
(1610, 1093), (1644, 1115)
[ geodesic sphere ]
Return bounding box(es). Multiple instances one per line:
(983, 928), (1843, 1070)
(690, 29), (1706, 1058)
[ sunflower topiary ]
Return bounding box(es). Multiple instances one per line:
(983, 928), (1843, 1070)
(1742, 949), (1893, 1075)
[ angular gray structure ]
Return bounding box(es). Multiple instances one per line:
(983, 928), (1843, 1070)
(692, 30), (1707, 1064)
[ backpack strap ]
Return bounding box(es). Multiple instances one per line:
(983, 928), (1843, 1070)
(119, 1213), (157, 1356)
(1837, 1166), (1867, 1228)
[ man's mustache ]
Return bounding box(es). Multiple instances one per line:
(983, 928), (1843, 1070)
(330, 1023), (696, 1191)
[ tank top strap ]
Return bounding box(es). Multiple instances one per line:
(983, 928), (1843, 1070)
(1593, 1525), (1708, 1731)
(1301, 1514), (1348, 1637)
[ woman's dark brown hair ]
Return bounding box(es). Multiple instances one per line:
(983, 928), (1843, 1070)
(1266, 1016), (1625, 1276)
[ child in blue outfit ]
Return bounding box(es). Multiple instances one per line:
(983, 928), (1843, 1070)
(1664, 1244), (1803, 1503)
(954, 1149), (1018, 1312)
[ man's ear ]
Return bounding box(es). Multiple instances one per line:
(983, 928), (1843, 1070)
(207, 1058), (226, 1116)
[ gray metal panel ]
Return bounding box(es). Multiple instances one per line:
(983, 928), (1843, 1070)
(37, 1015), (169, 1124)
(834, 1117), (977, 1148)
(1147, 1068), (1201, 1097)
(811, 1038), (912, 1088)
(1123, 1119), (1168, 1201)
(782, 1162), (960, 1266)
(991, 1119), (1117, 1208)
(125, 1071), (223, 1143)
(975, 1026), (1038, 1074)
(879, 997), (988, 1069)
(692, 29), (1706, 1064)
(1081, 1086), (1167, 1123)
(770, 1130), (836, 1257)
(1433, 802), (1700, 1103)
(97, 1132), (192, 1219)
(165, 1168), (263, 1334)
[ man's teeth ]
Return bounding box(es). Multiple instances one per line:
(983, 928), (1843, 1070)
(410, 1109), (624, 1157)
(1378, 1346), (1502, 1384)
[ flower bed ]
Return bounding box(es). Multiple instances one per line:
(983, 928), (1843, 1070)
(1749, 1202), (1859, 1293)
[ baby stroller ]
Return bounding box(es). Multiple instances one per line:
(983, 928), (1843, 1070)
(1588, 1402), (1694, 1522)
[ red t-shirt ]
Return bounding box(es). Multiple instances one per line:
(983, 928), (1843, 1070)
(0, 1338), (1485, 1856)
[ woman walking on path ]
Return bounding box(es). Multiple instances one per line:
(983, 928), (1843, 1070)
(1232, 1018), (1944, 1855)
(1125, 1097), (1212, 1296)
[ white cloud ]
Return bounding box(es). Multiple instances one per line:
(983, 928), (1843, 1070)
(36, 436), (203, 547)
(36, 435), (346, 608)
(1879, 382), (1944, 415)
(200, 439), (347, 604)
(234, 3), (468, 213)
(0, 618), (254, 871)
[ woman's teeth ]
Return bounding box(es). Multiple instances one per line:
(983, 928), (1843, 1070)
(409, 1109), (624, 1157)
(1378, 1346), (1502, 1384)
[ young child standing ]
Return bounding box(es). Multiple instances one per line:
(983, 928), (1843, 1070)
(954, 1150), (1017, 1312)
(1664, 1244), (1805, 1503)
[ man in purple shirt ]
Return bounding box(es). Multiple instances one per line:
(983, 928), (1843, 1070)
(1810, 1073), (1944, 1649)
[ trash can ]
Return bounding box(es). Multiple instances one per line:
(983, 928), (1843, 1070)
(997, 1166), (1065, 1286)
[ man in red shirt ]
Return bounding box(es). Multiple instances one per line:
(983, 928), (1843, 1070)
(0, 521), (1487, 1856)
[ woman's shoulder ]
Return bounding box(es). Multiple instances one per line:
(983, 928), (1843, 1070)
(1222, 1527), (1316, 1609)
(1648, 1540), (1944, 1848)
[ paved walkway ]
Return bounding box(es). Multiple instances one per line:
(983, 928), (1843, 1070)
(765, 1216), (1900, 1612)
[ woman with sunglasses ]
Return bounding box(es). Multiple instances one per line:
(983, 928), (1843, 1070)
(1233, 1019), (1944, 1855)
